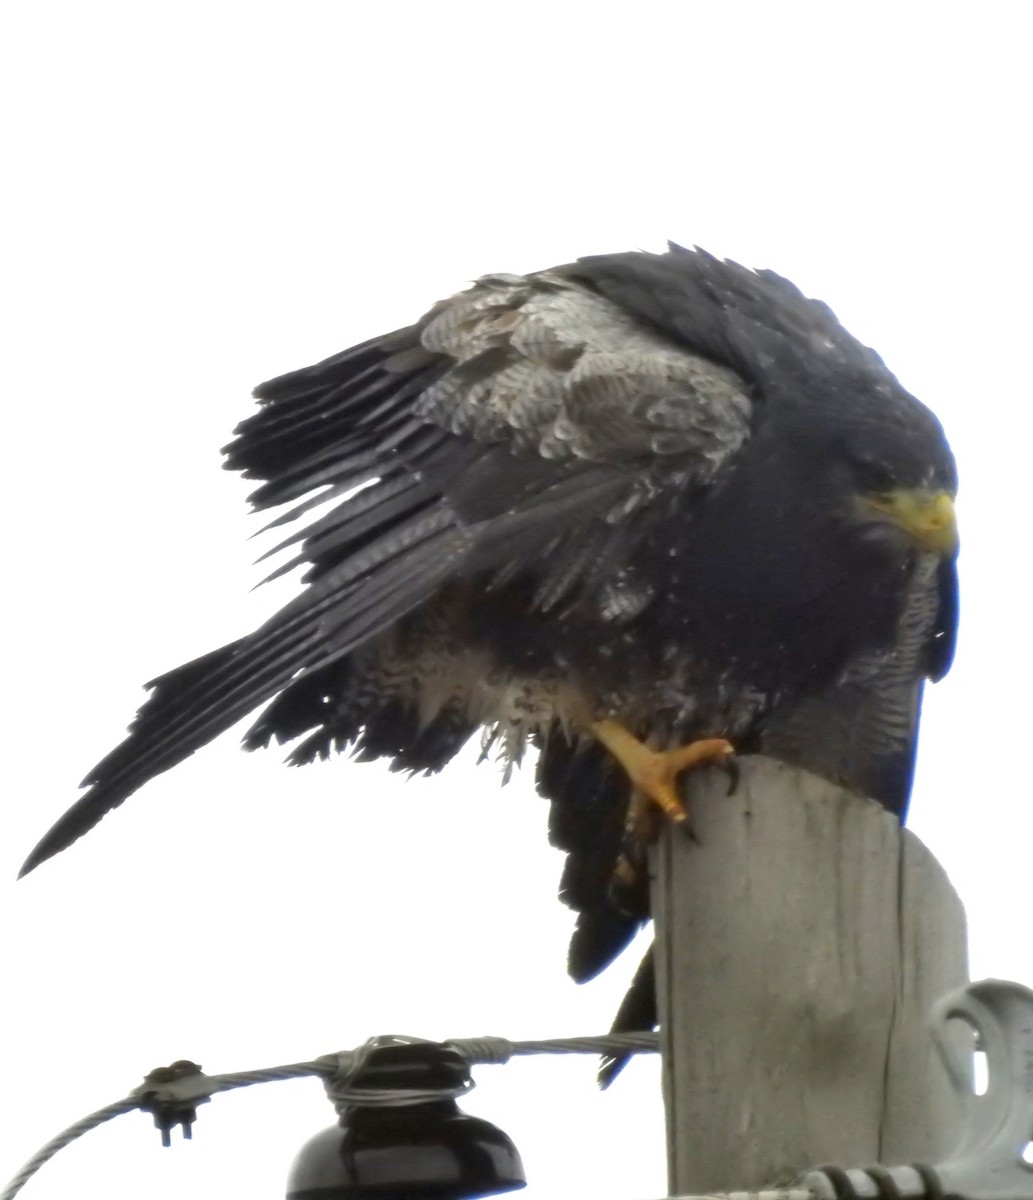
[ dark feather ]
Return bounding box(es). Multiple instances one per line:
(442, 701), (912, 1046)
(598, 948), (656, 1089)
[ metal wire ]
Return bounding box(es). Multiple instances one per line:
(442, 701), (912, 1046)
(0, 1099), (139, 1200)
(0, 1030), (660, 1199)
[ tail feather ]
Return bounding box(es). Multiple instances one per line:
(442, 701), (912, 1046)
(598, 947), (656, 1088)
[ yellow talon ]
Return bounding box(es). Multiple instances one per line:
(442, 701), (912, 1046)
(591, 718), (734, 831)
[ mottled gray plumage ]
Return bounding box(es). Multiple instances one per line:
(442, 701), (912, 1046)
(22, 246), (959, 1081)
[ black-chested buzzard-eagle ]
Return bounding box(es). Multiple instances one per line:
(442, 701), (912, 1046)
(21, 245), (958, 1072)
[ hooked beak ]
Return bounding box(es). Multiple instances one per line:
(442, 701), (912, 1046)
(863, 489), (958, 556)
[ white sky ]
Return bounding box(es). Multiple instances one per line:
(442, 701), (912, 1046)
(1, 3), (1030, 1198)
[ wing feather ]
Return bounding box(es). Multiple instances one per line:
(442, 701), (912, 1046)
(25, 253), (759, 872)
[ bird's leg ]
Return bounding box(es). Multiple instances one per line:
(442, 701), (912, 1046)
(597, 715), (734, 912)
(592, 720), (734, 917)
(590, 718), (734, 836)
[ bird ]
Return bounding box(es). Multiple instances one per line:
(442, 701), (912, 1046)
(21, 244), (958, 1077)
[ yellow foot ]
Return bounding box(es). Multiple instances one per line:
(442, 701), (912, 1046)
(591, 718), (734, 833)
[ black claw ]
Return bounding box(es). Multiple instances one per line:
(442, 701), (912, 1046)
(719, 753), (741, 796)
(679, 816), (701, 845)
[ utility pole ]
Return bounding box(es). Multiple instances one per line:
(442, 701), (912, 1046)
(651, 756), (969, 1193)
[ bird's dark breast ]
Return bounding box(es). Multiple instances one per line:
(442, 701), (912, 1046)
(636, 422), (918, 704)
(651, 520), (914, 700)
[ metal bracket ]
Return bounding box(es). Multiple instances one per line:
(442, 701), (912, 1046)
(797, 978), (1033, 1200)
(929, 978), (1033, 1199)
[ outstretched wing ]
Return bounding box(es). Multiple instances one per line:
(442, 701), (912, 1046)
(23, 258), (755, 874)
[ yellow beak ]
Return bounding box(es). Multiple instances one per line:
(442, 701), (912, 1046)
(864, 489), (958, 556)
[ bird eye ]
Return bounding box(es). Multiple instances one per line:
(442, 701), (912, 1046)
(852, 455), (895, 493)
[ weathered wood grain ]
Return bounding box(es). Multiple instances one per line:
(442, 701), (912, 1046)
(650, 756), (968, 1193)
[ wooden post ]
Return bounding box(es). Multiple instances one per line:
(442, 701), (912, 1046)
(650, 756), (968, 1194)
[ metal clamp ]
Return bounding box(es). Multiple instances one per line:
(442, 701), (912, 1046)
(132, 1059), (213, 1147)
